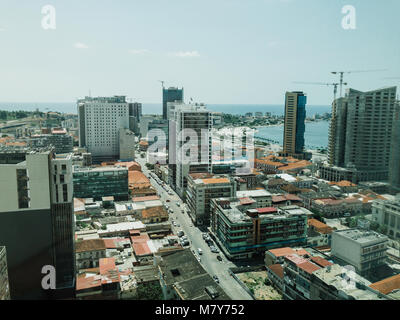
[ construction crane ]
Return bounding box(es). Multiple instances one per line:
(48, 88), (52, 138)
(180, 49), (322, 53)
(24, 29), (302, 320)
(331, 69), (387, 97)
(293, 81), (345, 102)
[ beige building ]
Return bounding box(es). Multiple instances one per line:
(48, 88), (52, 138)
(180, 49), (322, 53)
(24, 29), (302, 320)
(75, 239), (107, 270)
(186, 173), (236, 225)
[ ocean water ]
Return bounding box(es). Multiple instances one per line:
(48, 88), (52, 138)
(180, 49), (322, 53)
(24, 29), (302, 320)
(0, 102), (331, 117)
(256, 121), (330, 149)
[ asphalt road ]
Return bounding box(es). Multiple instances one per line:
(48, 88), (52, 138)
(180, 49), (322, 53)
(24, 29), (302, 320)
(136, 155), (253, 300)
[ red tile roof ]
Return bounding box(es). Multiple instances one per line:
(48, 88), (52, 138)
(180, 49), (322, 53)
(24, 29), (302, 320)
(76, 275), (102, 291)
(239, 197), (256, 205)
(256, 207), (278, 214)
(268, 247), (296, 257)
(297, 261), (321, 274)
(310, 256), (333, 268)
(369, 274), (400, 295)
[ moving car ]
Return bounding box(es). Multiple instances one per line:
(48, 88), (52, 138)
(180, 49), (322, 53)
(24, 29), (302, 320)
(198, 248), (203, 255)
(216, 255), (223, 261)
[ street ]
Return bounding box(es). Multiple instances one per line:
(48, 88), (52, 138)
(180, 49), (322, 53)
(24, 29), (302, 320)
(136, 155), (253, 300)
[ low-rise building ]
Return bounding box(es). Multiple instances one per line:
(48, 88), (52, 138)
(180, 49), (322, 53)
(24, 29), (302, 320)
(331, 229), (388, 276)
(75, 257), (121, 300)
(372, 196), (400, 239)
(155, 248), (230, 300)
(236, 189), (272, 207)
(312, 197), (363, 217)
(210, 197), (307, 260)
(307, 218), (333, 248)
(283, 254), (331, 300)
(75, 239), (107, 270)
(310, 264), (389, 300)
(73, 165), (129, 201)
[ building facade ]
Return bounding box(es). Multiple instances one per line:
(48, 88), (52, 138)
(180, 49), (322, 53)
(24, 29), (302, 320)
(73, 166), (129, 201)
(389, 101), (400, 192)
(78, 96), (130, 162)
(280, 91), (310, 160)
(186, 173), (236, 226)
(210, 198), (307, 260)
(162, 87), (184, 120)
(119, 128), (136, 161)
(331, 229), (388, 276)
(372, 197), (400, 239)
(0, 148), (75, 299)
(324, 87), (397, 183)
(168, 103), (213, 198)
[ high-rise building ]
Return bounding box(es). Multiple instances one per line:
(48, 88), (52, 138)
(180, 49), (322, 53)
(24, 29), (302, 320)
(389, 100), (400, 192)
(129, 102), (142, 121)
(78, 96), (129, 162)
(0, 148), (75, 299)
(163, 87), (184, 120)
(119, 128), (136, 161)
(280, 91), (310, 160)
(321, 87), (397, 183)
(128, 102), (142, 135)
(168, 103), (212, 198)
(0, 246), (10, 300)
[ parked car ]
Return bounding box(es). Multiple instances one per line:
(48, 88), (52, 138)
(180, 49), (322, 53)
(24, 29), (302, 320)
(216, 255), (223, 261)
(198, 248), (203, 255)
(212, 276), (219, 283)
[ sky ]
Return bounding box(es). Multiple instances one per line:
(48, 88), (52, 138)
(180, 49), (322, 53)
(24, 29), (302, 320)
(0, 0), (399, 105)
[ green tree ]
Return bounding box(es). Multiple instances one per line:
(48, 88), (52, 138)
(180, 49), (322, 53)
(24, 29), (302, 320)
(136, 282), (164, 300)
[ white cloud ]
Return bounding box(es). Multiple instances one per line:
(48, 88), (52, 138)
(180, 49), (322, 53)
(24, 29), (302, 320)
(129, 49), (150, 55)
(170, 51), (200, 58)
(74, 42), (89, 49)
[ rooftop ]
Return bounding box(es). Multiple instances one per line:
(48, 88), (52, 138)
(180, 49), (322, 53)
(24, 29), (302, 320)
(334, 229), (388, 244)
(75, 239), (106, 253)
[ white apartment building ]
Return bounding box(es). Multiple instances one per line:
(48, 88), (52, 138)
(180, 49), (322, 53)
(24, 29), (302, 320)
(78, 96), (129, 161)
(331, 229), (388, 276)
(168, 103), (213, 198)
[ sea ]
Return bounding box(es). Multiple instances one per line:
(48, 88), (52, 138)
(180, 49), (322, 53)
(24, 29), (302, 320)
(0, 102), (331, 148)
